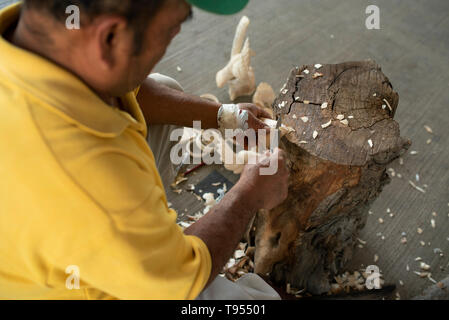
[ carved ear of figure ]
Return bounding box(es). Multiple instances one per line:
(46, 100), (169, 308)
(216, 16), (256, 101)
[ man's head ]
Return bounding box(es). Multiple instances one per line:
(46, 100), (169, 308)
(14, 0), (248, 100)
(17, 0), (192, 98)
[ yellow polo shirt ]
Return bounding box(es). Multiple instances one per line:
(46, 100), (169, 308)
(0, 3), (211, 300)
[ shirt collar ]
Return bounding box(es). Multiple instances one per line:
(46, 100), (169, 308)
(0, 3), (144, 138)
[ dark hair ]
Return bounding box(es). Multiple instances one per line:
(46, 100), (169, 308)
(23, 0), (166, 53)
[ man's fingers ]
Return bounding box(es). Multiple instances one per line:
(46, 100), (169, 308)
(257, 107), (273, 120)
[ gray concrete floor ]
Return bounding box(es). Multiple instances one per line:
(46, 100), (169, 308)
(2, 0), (448, 299)
(155, 0), (449, 300)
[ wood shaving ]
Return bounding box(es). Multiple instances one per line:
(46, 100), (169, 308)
(292, 114), (297, 119)
(374, 254), (379, 263)
(413, 271), (430, 278)
(420, 241), (426, 246)
(176, 66), (182, 72)
(348, 115), (354, 119)
(321, 102), (328, 109)
(426, 139), (432, 144)
(410, 150), (418, 155)
(431, 219), (436, 228)
(415, 257), (422, 261)
(336, 114), (345, 120)
(408, 180), (426, 193)
(300, 116), (309, 123)
(368, 139), (373, 148)
(299, 141), (308, 144)
(304, 100), (310, 105)
(313, 72), (324, 79)
(417, 228), (423, 234)
(303, 69), (310, 74)
(314, 64), (322, 69)
(313, 130), (318, 139)
(382, 99), (393, 112)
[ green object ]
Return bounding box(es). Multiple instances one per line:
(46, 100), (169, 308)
(186, 0), (249, 15)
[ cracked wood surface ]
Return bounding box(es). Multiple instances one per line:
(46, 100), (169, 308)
(254, 61), (409, 294)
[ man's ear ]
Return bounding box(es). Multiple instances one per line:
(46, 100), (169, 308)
(89, 15), (132, 71)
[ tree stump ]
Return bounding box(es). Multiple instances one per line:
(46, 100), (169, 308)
(253, 60), (410, 294)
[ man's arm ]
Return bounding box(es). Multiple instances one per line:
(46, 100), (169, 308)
(136, 77), (221, 128)
(136, 77), (272, 130)
(184, 149), (289, 288)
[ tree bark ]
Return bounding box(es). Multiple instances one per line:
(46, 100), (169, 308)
(253, 60), (410, 294)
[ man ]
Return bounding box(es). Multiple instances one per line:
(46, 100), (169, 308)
(0, 0), (289, 299)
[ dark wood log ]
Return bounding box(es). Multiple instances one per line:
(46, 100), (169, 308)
(253, 60), (411, 294)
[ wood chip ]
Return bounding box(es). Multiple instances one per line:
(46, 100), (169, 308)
(378, 218), (384, 224)
(321, 120), (332, 128)
(374, 254), (379, 263)
(321, 102), (328, 109)
(313, 130), (318, 139)
(431, 219), (436, 228)
(301, 116), (309, 123)
(304, 100), (310, 105)
(410, 150), (418, 155)
(336, 114), (345, 120)
(424, 125), (433, 134)
(417, 228), (423, 234)
(303, 69), (310, 74)
(176, 66), (182, 72)
(292, 114), (297, 119)
(426, 138), (432, 145)
(368, 139), (373, 148)
(314, 64), (322, 69)
(420, 241), (426, 246)
(348, 115), (354, 119)
(313, 72), (324, 79)
(299, 141), (308, 144)
(420, 262), (431, 271)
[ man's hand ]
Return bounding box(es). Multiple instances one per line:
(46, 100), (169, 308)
(238, 148), (289, 210)
(238, 103), (272, 131)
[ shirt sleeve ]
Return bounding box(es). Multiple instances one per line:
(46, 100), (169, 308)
(55, 150), (212, 300)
